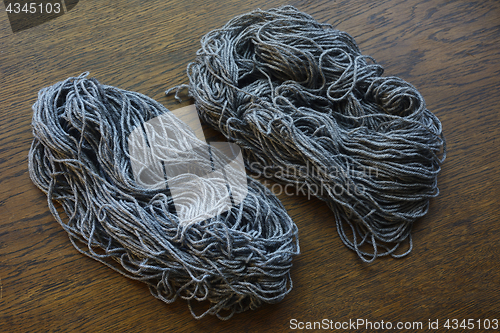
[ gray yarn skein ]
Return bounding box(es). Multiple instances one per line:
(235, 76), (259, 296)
(28, 73), (299, 319)
(170, 6), (446, 262)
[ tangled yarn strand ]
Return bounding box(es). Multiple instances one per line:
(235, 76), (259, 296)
(28, 73), (299, 319)
(174, 6), (446, 262)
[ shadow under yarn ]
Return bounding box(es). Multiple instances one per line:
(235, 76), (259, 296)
(171, 6), (446, 262)
(28, 73), (299, 319)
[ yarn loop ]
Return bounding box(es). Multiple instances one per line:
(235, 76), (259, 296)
(28, 73), (299, 319)
(174, 6), (446, 262)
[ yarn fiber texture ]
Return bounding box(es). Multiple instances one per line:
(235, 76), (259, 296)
(172, 6), (446, 262)
(28, 73), (299, 319)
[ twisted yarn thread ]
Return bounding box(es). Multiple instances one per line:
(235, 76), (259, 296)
(28, 73), (299, 319)
(172, 6), (446, 262)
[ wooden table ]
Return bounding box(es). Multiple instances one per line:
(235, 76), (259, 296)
(1, 0), (499, 331)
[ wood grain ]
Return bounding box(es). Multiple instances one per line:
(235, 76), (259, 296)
(1, 0), (499, 332)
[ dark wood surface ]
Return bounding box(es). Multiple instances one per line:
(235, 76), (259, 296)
(1, 0), (499, 332)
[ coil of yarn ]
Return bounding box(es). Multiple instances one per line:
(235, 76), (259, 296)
(28, 73), (299, 319)
(171, 6), (446, 262)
